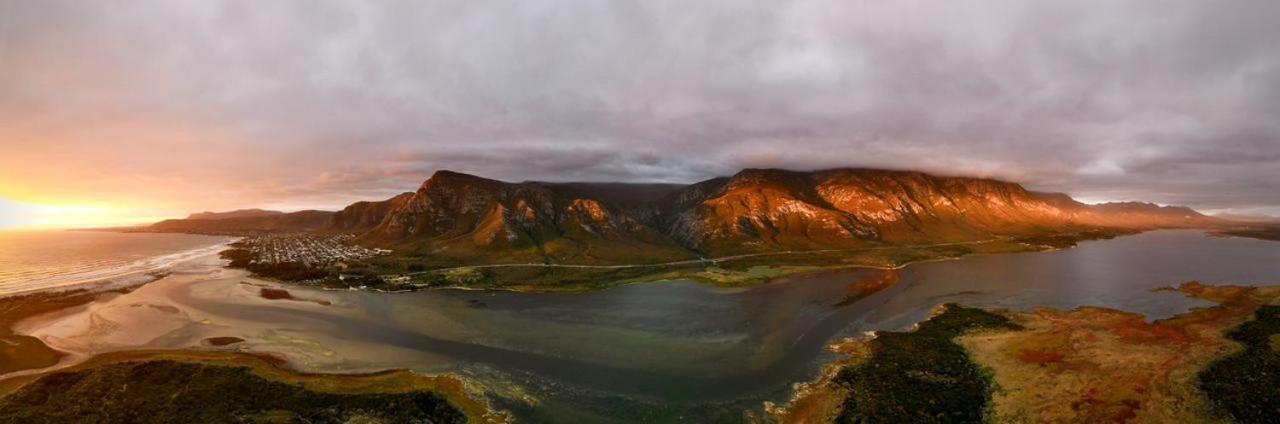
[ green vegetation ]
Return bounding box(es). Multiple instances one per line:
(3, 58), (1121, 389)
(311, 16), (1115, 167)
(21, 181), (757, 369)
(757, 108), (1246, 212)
(393, 240), (1034, 291)
(219, 247), (374, 286)
(1011, 228), (1136, 248)
(1198, 305), (1280, 424)
(226, 229), (1136, 292)
(689, 265), (807, 285)
(0, 360), (467, 424)
(220, 248), (331, 281)
(830, 304), (1022, 423)
(441, 267), (485, 285)
(218, 245), (254, 267)
(407, 264), (699, 291)
(1215, 225), (1280, 242)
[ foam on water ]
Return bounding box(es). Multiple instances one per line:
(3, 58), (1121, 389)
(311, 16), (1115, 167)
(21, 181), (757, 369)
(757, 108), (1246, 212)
(0, 231), (235, 297)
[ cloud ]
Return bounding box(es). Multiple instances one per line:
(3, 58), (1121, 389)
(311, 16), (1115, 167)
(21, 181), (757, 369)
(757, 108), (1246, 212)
(1, 0), (1277, 216)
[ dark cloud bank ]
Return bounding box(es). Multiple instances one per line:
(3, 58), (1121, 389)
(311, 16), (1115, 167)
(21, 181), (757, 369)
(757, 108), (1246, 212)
(2, 0), (1278, 215)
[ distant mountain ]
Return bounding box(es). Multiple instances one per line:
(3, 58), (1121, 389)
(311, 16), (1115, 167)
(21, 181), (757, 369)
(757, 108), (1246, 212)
(1211, 212), (1280, 223)
(321, 168), (1221, 261)
(1082, 201), (1212, 227)
(149, 210), (334, 234)
(186, 209), (283, 220)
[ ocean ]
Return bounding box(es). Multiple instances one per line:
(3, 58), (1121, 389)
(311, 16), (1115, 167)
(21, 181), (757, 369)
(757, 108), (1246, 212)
(0, 230), (234, 296)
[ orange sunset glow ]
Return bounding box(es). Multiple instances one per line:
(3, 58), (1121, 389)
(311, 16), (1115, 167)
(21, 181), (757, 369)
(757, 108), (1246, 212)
(0, 198), (163, 230)
(2, 2), (1280, 423)
(0, 1), (1276, 228)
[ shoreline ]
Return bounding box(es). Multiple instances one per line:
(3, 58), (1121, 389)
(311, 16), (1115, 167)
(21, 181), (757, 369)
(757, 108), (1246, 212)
(322, 231), (1111, 294)
(0, 251), (509, 422)
(0, 236), (238, 300)
(240, 228), (1135, 294)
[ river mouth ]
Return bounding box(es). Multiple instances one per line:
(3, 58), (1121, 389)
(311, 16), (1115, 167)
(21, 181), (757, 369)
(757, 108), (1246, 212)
(15, 230), (1280, 422)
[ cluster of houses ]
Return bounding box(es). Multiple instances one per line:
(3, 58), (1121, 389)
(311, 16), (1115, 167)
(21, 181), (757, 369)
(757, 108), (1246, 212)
(241, 233), (387, 267)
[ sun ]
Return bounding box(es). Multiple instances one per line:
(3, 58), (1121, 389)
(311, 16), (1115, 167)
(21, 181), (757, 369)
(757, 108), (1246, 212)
(0, 198), (158, 230)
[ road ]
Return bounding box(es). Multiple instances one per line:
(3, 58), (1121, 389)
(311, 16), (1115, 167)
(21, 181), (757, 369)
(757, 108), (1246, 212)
(407, 237), (1017, 275)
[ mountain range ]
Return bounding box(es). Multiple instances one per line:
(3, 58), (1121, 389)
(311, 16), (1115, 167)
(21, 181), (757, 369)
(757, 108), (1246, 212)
(185, 209), (284, 220)
(146, 168), (1220, 263)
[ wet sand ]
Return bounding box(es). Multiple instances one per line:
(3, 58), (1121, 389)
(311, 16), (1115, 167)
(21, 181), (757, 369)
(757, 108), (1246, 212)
(0, 289), (111, 374)
(5, 252), (419, 378)
(1, 254), (506, 422)
(259, 287), (333, 306)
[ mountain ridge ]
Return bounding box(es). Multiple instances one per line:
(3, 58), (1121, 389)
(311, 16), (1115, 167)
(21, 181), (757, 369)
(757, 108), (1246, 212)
(146, 168), (1221, 263)
(317, 168), (1219, 262)
(185, 209), (284, 220)
(149, 210), (334, 235)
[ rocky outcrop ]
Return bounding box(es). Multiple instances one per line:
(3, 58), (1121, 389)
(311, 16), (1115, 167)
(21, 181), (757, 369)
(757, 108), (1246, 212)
(345, 171), (694, 263)
(329, 192), (416, 234)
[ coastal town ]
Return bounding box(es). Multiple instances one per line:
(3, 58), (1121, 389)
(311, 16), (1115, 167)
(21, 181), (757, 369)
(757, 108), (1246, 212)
(237, 233), (388, 267)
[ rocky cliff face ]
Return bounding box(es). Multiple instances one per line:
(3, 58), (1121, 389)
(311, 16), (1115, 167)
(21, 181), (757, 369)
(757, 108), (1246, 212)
(656, 169), (1086, 254)
(338, 171), (693, 263)
(324, 168), (1219, 261)
(329, 192), (416, 234)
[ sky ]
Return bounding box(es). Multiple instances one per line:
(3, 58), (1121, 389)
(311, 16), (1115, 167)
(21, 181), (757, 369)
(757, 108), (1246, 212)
(1, 0), (1278, 228)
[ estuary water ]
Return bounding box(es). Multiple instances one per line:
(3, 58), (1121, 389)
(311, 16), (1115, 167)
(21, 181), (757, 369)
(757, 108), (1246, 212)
(11, 230), (1280, 422)
(334, 230), (1280, 421)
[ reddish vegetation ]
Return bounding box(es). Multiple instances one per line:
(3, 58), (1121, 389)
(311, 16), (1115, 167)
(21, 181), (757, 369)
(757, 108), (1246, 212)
(259, 288), (331, 306)
(1018, 349), (1065, 365)
(1070, 395), (1142, 423)
(259, 288), (296, 300)
(1165, 281), (1254, 304)
(1109, 315), (1190, 345)
(838, 270), (900, 305)
(203, 337), (245, 346)
(773, 281), (1280, 424)
(961, 281), (1280, 423)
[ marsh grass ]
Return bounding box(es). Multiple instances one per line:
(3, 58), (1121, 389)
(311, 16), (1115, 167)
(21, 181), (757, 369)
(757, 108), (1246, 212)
(830, 305), (1021, 423)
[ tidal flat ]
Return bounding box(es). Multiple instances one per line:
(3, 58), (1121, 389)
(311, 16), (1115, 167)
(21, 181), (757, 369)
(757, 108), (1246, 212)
(0, 289), (108, 374)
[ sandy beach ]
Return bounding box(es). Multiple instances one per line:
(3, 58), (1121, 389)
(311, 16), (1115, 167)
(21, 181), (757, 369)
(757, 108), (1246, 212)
(6, 252), (446, 379)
